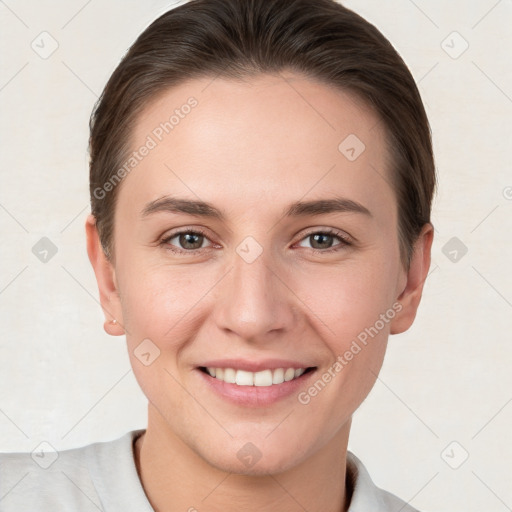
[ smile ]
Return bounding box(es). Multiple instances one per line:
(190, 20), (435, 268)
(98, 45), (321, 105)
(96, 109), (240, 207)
(199, 366), (315, 386)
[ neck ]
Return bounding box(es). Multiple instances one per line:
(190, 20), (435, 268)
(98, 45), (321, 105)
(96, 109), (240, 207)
(134, 408), (351, 512)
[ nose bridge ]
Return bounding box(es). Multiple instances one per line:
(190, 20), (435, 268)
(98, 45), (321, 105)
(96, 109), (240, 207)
(215, 240), (294, 340)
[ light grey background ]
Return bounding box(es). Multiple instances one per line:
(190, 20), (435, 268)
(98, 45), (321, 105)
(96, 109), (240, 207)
(1, 1), (511, 511)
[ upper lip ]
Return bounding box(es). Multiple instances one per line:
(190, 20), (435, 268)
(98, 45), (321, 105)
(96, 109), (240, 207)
(197, 359), (317, 373)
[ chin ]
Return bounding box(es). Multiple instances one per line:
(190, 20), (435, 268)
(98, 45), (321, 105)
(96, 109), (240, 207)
(209, 452), (302, 477)
(198, 437), (310, 477)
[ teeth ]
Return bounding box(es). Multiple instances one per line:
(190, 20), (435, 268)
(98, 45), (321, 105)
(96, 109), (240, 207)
(204, 367), (309, 386)
(235, 370), (254, 386)
(223, 368), (236, 383)
(254, 369), (273, 387)
(284, 368), (295, 381)
(272, 368), (284, 384)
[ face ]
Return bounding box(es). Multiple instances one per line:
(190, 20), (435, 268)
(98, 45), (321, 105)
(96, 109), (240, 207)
(88, 72), (431, 475)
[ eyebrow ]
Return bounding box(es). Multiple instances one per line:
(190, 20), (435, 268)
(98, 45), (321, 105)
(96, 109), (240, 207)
(141, 195), (372, 220)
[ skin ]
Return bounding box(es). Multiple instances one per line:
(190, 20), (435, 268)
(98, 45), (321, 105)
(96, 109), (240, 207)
(86, 72), (433, 512)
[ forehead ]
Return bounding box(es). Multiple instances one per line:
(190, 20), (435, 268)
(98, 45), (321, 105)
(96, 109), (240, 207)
(120, 72), (395, 224)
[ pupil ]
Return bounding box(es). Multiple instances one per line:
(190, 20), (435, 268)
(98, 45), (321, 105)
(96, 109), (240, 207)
(180, 233), (202, 249)
(312, 233), (332, 249)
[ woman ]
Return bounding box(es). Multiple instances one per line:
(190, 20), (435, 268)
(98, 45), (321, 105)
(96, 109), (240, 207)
(0, 0), (435, 510)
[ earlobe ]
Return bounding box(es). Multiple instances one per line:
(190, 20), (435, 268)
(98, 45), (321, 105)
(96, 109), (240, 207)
(103, 318), (124, 336)
(389, 223), (434, 335)
(85, 214), (125, 336)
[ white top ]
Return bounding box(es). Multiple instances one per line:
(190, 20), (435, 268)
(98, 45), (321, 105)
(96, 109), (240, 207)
(0, 429), (419, 511)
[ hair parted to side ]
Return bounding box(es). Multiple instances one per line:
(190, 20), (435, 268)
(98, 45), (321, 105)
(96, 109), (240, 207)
(89, 0), (436, 269)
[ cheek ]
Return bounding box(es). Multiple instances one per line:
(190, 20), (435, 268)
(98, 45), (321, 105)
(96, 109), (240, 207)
(117, 260), (221, 379)
(293, 255), (399, 347)
(117, 263), (206, 411)
(118, 258), (203, 332)
(292, 261), (395, 431)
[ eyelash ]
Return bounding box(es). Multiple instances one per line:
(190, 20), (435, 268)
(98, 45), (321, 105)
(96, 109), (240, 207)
(159, 227), (352, 256)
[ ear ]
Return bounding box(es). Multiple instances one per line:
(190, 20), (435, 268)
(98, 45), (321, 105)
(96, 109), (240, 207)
(85, 214), (125, 336)
(390, 223), (434, 335)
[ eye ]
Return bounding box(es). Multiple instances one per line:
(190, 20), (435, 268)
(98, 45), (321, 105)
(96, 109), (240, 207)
(160, 228), (214, 254)
(159, 227), (352, 255)
(296, 229), (352, 253)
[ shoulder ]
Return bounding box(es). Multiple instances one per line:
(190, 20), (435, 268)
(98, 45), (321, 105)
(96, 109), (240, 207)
(0, 429), (147, 512)
(346, 451), (421, 512)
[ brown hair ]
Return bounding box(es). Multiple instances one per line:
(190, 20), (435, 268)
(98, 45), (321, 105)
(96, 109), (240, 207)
(89, 0), (436, 269)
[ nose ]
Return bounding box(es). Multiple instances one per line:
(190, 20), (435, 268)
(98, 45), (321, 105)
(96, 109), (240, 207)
(213, 246), (296, 343)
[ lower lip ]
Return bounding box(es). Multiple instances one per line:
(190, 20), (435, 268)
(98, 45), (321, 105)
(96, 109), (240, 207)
(196, 368), (317, 407)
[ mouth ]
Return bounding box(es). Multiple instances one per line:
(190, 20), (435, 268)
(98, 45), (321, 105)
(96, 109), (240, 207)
(198, 366), (316, 386)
